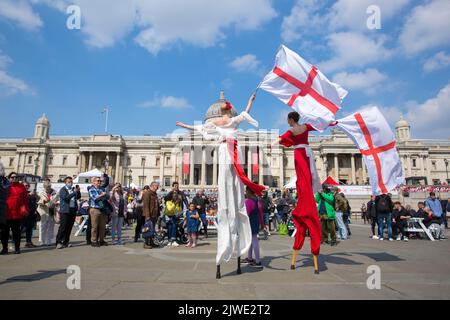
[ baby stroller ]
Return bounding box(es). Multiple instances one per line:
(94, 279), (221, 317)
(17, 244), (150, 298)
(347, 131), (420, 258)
(154, 212), (188, 246)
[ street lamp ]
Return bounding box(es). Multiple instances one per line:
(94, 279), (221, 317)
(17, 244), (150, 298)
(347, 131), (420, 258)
(128, 169), (132, 188)
(445, 159), (449, 182)
(103, 156), (110, 174)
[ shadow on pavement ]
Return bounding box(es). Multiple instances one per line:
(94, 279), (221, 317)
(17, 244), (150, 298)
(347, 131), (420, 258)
(0, 269), (66, 285)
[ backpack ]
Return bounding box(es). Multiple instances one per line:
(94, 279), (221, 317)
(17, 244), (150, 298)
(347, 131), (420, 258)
(377, 195), (390, 212)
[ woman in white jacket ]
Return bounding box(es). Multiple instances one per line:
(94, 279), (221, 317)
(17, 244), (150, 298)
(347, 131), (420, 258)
(37, 180), (57, 246)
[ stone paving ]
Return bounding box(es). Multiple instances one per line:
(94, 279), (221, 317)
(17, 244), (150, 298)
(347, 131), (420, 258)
(0, 222), (449, 299)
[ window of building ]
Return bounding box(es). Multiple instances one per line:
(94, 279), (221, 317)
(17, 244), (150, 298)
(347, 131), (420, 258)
(127, 157), (131, 166)
(28, 156), (32, 164)
(76, 156), (79, 166)
(432, 161), (436, 170)
(164, 176), (171, 187)
(9, 157), (14, 167)
(432, 179), (440, 185)
(62, 156), (67, 166)
(48, 156), (53, 165)
(139, 176), (146, 186)
(166, 156), (170, 166)
(156, 157), (160, 167)
(412, 158), (417, 167)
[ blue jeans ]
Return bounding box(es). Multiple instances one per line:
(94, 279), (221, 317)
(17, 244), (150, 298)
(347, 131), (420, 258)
(166, 215), (177, 241)
(378, 213), (392, 239)
(199, 213), (207, 231)
(111, 215), (124, 242)
(335, 211), (348, 240)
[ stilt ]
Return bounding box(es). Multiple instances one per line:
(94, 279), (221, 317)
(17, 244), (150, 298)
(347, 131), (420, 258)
(237, 257), (242, 274)
(290, 249), (297, 270)
(216, 265), (221, 279)
(313, 255), (319, 274)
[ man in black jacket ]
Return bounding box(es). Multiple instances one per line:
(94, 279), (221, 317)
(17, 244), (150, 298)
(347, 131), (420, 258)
(56, 177), (81, 248)
(260, 190), (273, 235)
(375, 193), (394, 241)
(192, 189), (209, 238)
(367, 195), (378, 239)
(164, 182), (189, 210)
(392, 201), (411, 241)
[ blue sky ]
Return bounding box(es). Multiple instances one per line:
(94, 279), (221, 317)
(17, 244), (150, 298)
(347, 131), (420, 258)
(0, 0), (449, 139)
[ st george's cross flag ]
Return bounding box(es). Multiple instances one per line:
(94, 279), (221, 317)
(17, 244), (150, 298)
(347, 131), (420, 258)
(259, 45), (348, 131)
(337, 106), (405, 195)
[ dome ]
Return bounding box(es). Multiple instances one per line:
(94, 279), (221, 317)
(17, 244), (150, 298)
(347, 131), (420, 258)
(36, 114), (50, 126)
(395, 116), (409, 128)
(204, 91), (237, 123)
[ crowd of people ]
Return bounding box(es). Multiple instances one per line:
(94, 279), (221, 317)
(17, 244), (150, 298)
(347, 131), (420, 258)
(363, 192), (449, 241)
(0, 159), (448, 256)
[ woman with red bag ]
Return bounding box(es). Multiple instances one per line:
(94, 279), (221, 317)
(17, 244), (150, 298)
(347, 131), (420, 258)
(1, 172), (29, 254)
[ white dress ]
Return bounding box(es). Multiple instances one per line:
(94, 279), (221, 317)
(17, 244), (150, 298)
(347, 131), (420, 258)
(195, 111), (259, 265)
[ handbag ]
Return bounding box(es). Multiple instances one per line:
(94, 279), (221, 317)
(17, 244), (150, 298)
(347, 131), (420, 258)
(278, 223), (288, 236)
(141, 220), (155, 238)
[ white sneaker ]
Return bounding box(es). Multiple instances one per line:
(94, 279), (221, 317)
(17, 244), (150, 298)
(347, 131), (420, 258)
(167, 242), (173, 247)
(396, 236), (402, 241)
(379, 238), (384, 241)
(389, 238), (394, 241)
(372, 235), (379, 240)
(171, 241), (179, 247)
(403, 237), (408, 242)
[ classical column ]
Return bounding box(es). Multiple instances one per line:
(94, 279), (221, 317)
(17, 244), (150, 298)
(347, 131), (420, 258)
(407, 155), (412, 177)
(279, 150), (284, 188)
(41, 152), (47, 178)
(15, 152), (21, 172)
(115, 153), (121, 183)
(22, 153), (27, 174)
(361, 156), (367, 184)
(425, 156), (432, 185)
(259, 147), (264, 185)
(189, 147), (194, 186)
(78, 152), (83, 173)
(88, 152), (93, 170)
(159, 152), (164, 185)
(201, 147), (206, 186)
(172, 151), (177, 183)
(213, 147), (218, 186)
(351, 153), (356, 184)
(420, 155), (425, 177)
(247, 147), (252, 179)
(334, 153), (339, 181)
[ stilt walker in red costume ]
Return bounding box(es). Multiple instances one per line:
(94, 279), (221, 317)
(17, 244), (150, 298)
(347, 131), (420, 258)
(273, 111), (322, 274)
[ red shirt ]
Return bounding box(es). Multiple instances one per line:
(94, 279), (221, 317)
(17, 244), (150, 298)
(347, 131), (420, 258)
(279, 124), (315, 147)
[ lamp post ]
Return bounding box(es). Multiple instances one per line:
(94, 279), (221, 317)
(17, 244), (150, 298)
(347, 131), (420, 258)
(103, 156), (109, 174)
(128, 169), (132, 189)
(445, 159), (449, 182)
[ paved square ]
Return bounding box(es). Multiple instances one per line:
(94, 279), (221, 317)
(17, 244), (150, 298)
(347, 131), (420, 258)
(0, 222), (449, 299)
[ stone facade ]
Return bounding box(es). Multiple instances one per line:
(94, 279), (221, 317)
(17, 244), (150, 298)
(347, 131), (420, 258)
(1, 93), (449, 188)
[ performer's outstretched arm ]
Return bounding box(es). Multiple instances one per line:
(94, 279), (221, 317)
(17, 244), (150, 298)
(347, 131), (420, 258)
(244, 94), (256, 114)
(176, 121), (195, 130)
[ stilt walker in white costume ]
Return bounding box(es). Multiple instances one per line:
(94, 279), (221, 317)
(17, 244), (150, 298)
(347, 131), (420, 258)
(176, 94), (265, 279)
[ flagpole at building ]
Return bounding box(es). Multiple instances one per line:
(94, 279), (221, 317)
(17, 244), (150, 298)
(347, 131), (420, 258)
(102, 106), (109, 133)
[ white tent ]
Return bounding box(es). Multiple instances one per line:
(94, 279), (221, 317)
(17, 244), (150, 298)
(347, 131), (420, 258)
(284, 176), (297, 189)
(73, 168), (105, 183)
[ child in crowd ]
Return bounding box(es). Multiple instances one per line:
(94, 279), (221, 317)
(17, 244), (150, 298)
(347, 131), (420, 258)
(184, 202), (200, 248)
(242, 186), (264, 268)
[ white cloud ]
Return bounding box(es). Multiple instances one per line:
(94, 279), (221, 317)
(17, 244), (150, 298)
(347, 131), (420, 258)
(404, 82), (450, 138)
(318, 32), (392, 72)
(138, 95), (191, 109)
(0, 52), (34, 97)
(281, 0), (325, 42)
(328, 0), (410, 31)
(229, 54), (261, 73)
(0, 0), (43, 31)
(360, 83), (450, 139)
(399, 0), (450, 55)
(332, 68), (387, 94)
(423, 51), (450, 73)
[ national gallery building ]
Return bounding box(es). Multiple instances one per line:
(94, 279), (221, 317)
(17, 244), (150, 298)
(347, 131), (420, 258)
(1, 92), (449, 189)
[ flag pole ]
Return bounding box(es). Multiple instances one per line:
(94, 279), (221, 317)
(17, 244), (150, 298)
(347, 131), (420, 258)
(105, 107), (109, 133)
